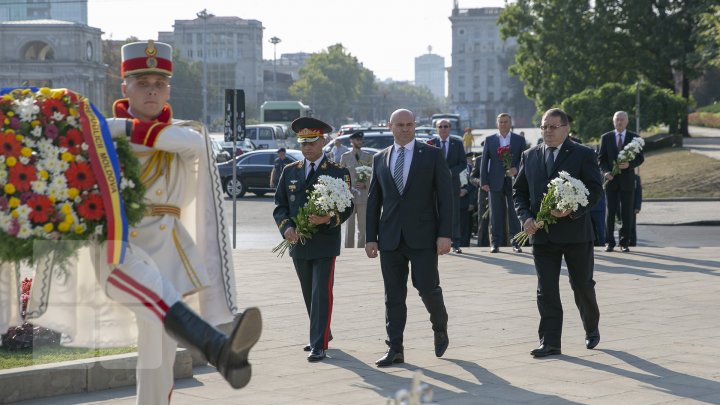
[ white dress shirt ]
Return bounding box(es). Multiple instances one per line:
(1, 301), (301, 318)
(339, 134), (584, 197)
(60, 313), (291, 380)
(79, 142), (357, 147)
(390, 139), (415, 189)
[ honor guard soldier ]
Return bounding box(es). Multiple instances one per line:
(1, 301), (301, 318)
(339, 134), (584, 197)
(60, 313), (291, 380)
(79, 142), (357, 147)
(273, 117), (354, 362)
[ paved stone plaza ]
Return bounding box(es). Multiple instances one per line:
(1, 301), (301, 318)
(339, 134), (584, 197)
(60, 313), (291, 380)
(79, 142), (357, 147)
(17, 242), (720, 404)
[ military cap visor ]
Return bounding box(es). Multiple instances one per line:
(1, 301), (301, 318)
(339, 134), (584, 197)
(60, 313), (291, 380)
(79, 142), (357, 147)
(292, 117), (333, 143)
(349, 131), (364, 139)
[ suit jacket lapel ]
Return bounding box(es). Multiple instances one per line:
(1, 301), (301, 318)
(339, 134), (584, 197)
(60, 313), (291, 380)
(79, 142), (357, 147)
(535, 147), (548, 180)
(381, 147), (400, 195)
(553, 140), (573, 174)
(402, 142), (424, 194)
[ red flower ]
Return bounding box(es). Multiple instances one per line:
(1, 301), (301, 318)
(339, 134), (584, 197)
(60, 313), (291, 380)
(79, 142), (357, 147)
(27, 195), (54, 223)
(497, 145), (512, 172)
(66, 161), (96, 190)
(40, 98), (68, 119)
(21, 277), (32, 295)
(59, 128), (83, 151)
(9, 164), (37, 192)
(77, 193), (105, 221)
(0, 131), (22, 157)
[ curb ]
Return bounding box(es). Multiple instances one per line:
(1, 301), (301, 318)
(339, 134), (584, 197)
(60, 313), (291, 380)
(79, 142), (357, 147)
(0, 349), (192, 403)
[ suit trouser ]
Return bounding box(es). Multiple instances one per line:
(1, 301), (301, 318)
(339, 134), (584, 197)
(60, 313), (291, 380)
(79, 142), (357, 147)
(476, 188), (490, 247)
(95, 246), (182, 405)
(532, 241), (600, 347)
(344, 202), (366, 248)
(292, 256), (336, 350)
(605, 187), (634, 247)
(489, 178), (520, 247)
(459, 207), (472, 247)
(380, 239), (448, 352)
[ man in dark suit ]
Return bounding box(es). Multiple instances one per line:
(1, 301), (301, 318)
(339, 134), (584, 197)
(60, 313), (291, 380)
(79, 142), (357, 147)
(459, 152), (478, 247)
(513, 108), (604, 357)
(480, 113), (525, 253)
(598, 111), (644, 252)
(273, 117), (354, 362)
(429, 119), (467, 253)
(365, 108), (453, 367)
(470, 152), (490, 247)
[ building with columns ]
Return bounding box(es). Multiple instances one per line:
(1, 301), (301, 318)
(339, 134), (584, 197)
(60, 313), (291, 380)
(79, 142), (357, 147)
(0, 20), (105, 105)
(160, 15), (264, 128)
(448, 5), (534, 129)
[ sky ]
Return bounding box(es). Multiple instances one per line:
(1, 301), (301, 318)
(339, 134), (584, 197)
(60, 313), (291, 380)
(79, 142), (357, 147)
(88, 0), (508, 82)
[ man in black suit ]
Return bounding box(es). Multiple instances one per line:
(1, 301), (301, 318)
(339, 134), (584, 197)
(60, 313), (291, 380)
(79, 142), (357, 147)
(480, 113), (525, 253)
(459, 152), (478, 247)
(366, 108), (453, 367)
(513, 108), (604, 357)
(273, 117), (354, 362)
(598, 111), (644, 252)
(430, 119), (467, 253)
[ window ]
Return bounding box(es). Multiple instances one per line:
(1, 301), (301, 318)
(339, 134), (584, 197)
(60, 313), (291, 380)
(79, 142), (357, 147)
(258, 127), (274, 141)
(244, 154), (270, 165)
(245, 128), (258, 141)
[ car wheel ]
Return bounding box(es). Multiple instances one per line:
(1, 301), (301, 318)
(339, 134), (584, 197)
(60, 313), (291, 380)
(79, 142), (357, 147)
(224, 178), (246, 198)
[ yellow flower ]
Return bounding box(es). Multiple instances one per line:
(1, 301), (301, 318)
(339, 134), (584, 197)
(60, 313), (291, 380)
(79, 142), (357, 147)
(60, 203), (72, 215)
(5, 111), (13, 117)
(6, 156), (16, 167)
(38, 170), (49, 180)
(21, 89), (30, 95)
(3, 183), (16, 194)
(74, 224), (86, 234)
(1, 94), (12, 101)
(68, 107), (78, 116)
(43, 223), (54, 233)
(39, 87), (51, 96)
(8, 197), (20, 208)
(58, 222), (70, 233)
(31, 120), (40, 127)
(10, 210), (18, 218)
(67, 187), (79, 199)
(48, 194), (56, 203)
(64, 215), (74, 225)
(51, 89), (65, 99)
(20, 147), (32, 157)
(61, 152), (75, 162)
(14, 134), (22, 141)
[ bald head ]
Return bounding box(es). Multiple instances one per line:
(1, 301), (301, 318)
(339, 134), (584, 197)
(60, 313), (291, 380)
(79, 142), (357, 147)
(389, 109), (416, 146)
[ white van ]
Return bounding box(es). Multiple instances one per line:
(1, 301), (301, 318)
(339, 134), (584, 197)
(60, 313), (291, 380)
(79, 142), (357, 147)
(244, 124), (288, 149)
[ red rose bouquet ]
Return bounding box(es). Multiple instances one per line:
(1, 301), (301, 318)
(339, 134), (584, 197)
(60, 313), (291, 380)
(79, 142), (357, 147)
(497, 145), (512, 176)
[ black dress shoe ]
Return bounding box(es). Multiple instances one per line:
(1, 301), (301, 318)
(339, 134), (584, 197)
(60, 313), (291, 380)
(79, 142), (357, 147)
(604, 245), (614, 252)
(620, 246), (630, 253)
(530, 344), (561, 357)
(307, 348), (326, 362)
(434, 331), (449, 357)
(512, 245), (523, 253)
(490, 246), (499, 253)
(453, 248), (463, 254)
(585, 333), (600, 349)
(375, 349), (404, 367)
(303, 344), (311, 352)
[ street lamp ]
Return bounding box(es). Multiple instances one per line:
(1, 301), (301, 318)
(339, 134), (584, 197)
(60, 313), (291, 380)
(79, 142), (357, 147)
(197, 8), (214, 126)
(269, 36), (281, 100)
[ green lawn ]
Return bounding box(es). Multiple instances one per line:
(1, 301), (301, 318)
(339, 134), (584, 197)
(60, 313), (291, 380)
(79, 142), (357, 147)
(0, 346), (136, 369)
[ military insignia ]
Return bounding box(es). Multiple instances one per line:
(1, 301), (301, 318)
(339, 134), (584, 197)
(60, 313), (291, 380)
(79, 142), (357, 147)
(321, 161), (328, 170)
(145, 40), (157, 57)
(290, 195), (296, 202)
(146, 57), (158, 68)
(289, 183), (297, 192)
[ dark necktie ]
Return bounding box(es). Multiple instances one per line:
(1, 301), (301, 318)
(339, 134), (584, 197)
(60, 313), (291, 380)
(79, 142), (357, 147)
(617, 133), (623, 150)
(393, 146), (405, 192)
(442, 140), (447, 157)
(355, 153), (360, 162)
(307, 162), (316, 180)
(545, 147), (556, 177)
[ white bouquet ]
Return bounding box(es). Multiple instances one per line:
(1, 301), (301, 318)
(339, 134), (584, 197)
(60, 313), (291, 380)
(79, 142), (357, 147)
(611, 137), (645, 176)
(513, 171), (589, 246)
(273, 175), (353, 257)
(355, 165), (372, 183)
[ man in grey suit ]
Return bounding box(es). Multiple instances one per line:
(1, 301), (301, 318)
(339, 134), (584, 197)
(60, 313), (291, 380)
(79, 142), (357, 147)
(431, 119), (467, 253)
(480, 113), (525, 253)
(513, 108), (604, 357)
(340, 131), (374, 248)
(366, 109), (453, 367)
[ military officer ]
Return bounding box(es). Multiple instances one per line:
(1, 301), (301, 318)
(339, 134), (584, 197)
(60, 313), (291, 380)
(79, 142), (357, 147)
(273, 117), (353, 362)
(339, 131), (373, 248)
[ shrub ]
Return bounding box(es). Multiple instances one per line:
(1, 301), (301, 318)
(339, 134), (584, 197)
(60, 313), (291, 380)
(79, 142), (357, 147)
(689, 112), (720, 128)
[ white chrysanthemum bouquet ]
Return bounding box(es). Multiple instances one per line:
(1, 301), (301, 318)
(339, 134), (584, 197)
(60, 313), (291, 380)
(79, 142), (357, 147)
(611, 137), (645, 176)
(273, 175), (353, 257)
(355, 165), (372, 183)
(513, 171), (589, 246)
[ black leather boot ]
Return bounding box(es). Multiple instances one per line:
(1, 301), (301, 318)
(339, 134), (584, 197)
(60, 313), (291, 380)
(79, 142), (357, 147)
(163, 302), (262, 389)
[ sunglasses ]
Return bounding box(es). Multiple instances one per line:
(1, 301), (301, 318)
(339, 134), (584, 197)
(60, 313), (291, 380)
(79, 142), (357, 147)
(438, 125), (450, 128)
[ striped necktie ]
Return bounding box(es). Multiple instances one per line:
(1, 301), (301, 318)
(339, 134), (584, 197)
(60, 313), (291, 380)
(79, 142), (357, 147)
(393, 146), (405, 192)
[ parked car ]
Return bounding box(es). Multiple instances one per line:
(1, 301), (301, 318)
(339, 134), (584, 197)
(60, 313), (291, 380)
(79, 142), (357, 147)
(241, 124), (288, 149)
(210, 137), (231, 163)
(323, 132), (433, 155)
(221, 138), (258, 157)
(217, 149), (303, 198)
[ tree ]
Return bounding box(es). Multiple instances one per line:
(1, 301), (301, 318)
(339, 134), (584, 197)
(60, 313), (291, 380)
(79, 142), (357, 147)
(561, 82), (687, 143)
(289, 44), (375, 126)
(168, 49), (202, 121)
(498, 0), (719, 136)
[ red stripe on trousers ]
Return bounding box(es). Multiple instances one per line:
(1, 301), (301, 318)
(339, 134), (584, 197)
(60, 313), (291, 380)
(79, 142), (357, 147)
(322, 257), (336, 349)
(112, 268), (170, 312)
(107, 275), (164, 321)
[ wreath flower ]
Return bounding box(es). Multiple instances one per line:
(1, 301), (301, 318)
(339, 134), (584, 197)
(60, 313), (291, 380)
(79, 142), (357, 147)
(0, 87), (146, 264)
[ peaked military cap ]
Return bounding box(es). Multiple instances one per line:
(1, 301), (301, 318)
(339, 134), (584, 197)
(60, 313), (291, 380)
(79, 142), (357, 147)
(121, 40), (173, 78)
(292, 117), (333, 143)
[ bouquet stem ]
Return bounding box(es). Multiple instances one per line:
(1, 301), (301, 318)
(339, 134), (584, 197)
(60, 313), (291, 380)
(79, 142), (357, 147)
(272, 233), (311, 257)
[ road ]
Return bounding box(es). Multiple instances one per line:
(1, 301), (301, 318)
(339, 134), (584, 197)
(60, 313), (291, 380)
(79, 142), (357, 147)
(222, 196), (720, 251)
